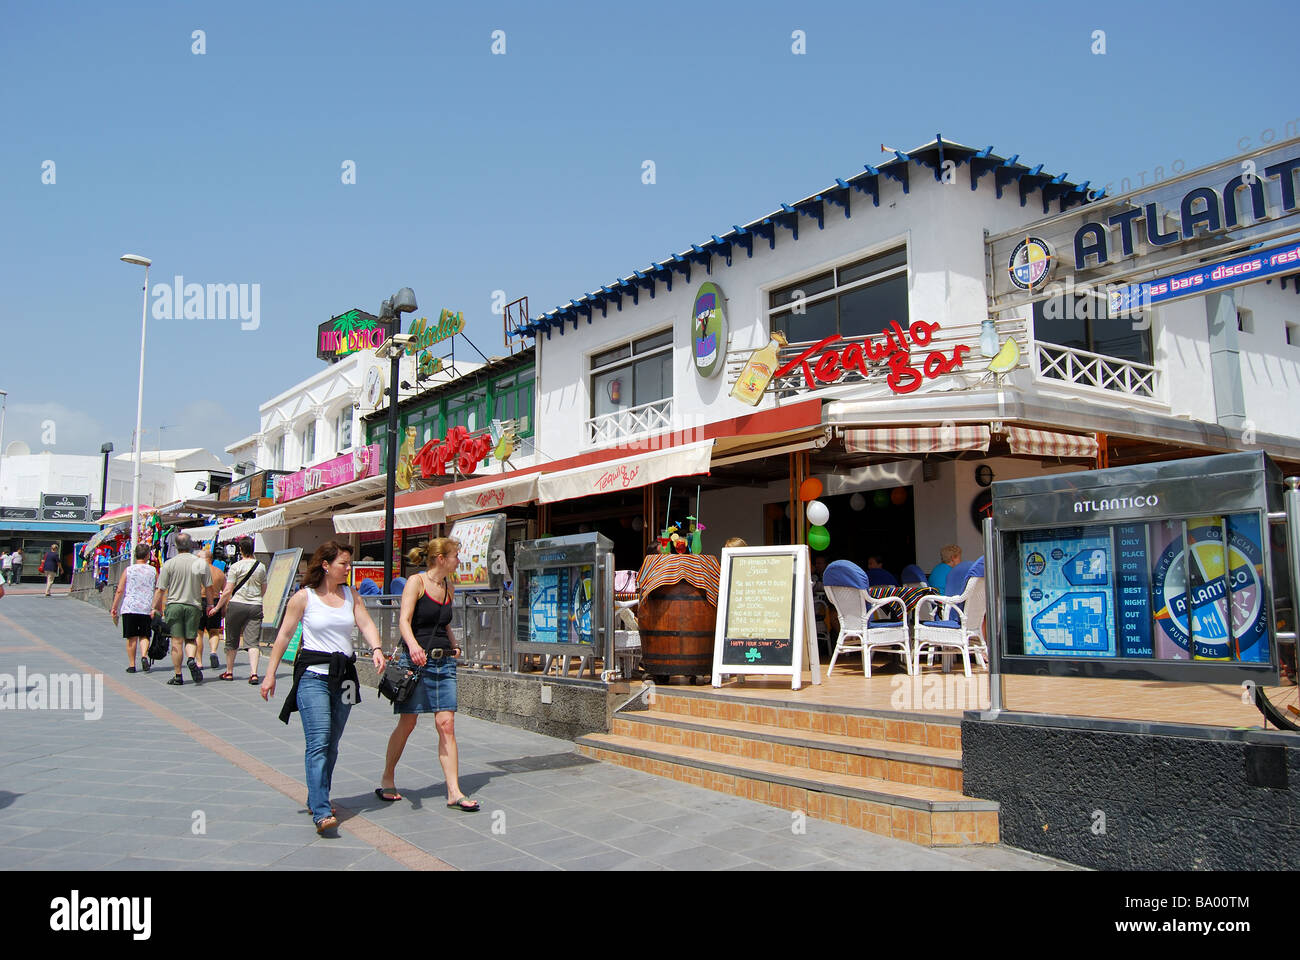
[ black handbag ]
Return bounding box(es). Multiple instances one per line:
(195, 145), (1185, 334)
(147, 615), (169, 661)
(377, 647), (420, 703)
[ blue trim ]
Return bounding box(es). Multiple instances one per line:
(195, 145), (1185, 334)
(0, 520), (101, 533)
(538, 136), (1091, 326)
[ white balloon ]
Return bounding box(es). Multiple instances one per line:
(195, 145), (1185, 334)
(806, 500), (829, 526)
(849, 493), (866, 511)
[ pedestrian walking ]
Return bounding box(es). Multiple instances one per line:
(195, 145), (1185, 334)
(198, 546), (227, 669)
(1, 549), (11, 585)
(261, 540), (385, 835)
(209, 537), (267, 683)
(151, 531), (212, 685)
(111, 543), (157, 673)
(41, 543), (62, 596)
(12, 548), (24, 584)
(377, 537), (479, 811)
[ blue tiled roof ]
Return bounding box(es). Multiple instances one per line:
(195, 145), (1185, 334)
(513, 135), (1097, 339)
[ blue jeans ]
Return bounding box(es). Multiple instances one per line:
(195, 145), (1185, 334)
(296, 672), (352, 823)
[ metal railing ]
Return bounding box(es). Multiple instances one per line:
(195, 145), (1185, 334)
(1033, 341), (1159, 400)
(585, 397), (674, 445)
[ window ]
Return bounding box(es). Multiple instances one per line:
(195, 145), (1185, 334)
(301, 423), (315, 466)
(493, 372), (535, 435)
(336, 409), (353, 452)
(1236, 308), (1254, 335)
(1032, 293), (1152, 365)
(1287, 321), (1300, 347)
(590, 329), (673, 418)
(446, 388), (489, 434)
(769, 246), (908, 344)
(270, 435), (284, 471)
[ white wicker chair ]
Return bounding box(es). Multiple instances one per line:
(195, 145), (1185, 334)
(911, 575), (988, 678)
(824, 585), (913, 677)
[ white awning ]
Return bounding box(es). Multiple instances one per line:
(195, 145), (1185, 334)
(1007, 426), (1098, 459)
(219, 508), (285, 541)
(843, 425), (991, 454)
(444, 472), (540, 517)
(538, 440), (714, 504)
(332, 501), (446, 535)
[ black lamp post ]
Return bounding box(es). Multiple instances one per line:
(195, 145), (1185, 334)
(378, 288), (418, 594)
(99, 442), (114, 516)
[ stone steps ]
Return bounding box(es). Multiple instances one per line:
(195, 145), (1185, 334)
(575, 686), (998, 846)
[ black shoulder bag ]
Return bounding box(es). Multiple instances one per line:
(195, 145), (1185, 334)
(377, 574), (422, 703)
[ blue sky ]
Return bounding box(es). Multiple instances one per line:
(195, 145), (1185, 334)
(1, 0), (1296, 463)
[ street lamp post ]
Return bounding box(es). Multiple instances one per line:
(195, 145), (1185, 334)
(377, 287), (418, 594)
(99, 442), (114, 516)
(121, 254), (152, 560)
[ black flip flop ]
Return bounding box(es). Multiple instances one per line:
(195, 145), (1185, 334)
(375, 788), (403, 802)
(446, 796), (480, 812)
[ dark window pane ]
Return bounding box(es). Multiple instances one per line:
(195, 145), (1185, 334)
(1032, 298), (1089, 351)
(634, 329), (672, 353)
(838, 247), (907, 286)
(593, 344), (631, 368)
(773, 298), (837, 344)
(634, 351), (671, 407)
(1090, 310), (1151, 365)
(838, 273), (908, 339)
(770, 271), (833, 309)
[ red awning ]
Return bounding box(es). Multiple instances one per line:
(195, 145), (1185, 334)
(1007, 427), (1098, 459)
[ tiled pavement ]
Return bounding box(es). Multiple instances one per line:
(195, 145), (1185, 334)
(0, 595), (1077, 870)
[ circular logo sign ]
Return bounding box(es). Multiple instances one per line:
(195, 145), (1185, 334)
(1151, 518), (1268, 660)
(1008, 237), (1054, 291)
(1025, 552), (1046, 576)
(692, 282), (726, 379)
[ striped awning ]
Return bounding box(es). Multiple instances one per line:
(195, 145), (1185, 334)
(218, 508), (285, 541)
(1007, 426), (1098, 459)
(844, 425), (991, 455)
(332, 501), (446, 535)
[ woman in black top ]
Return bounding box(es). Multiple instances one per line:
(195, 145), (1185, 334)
(377, 537), (479, 811)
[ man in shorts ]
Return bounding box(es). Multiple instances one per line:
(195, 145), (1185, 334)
(198, 547), (227, 669)
(152, 531), (211, 686)
(209, 537), (267, 683)
(11, 548), (24, 584)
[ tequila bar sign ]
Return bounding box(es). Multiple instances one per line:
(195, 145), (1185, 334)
(771, 321), (969, 394)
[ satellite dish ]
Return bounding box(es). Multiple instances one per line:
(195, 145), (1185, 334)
(5, 440), (31, 456)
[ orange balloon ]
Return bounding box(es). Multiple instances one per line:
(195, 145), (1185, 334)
(798, 477), (823, 502)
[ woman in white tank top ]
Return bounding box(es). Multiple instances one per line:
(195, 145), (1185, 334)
(261, 541), (385, 834)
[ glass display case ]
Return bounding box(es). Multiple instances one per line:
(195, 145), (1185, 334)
(512, 532), (614, 672)
(990, 452), (1293, 684)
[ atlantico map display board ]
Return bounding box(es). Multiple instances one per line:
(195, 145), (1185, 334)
(712, 545), (820, 690)
(992, 452), (1283, 683)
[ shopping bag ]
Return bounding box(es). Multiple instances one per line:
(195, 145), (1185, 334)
(148, 615), (169, 661)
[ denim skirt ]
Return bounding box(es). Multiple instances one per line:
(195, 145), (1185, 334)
(394, 650), (457, 714)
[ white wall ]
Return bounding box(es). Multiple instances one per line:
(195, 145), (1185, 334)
(0, 453), (172, 509)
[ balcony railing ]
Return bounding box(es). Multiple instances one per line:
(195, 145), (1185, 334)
(1034, 341), (1159, 400)
(585, 397), (673, 446)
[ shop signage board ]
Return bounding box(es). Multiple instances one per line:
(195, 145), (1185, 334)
(2, 506), (40, 520)
(1108, 238), (1300, 312)
(991, 452), (1284, 683)
(712, 545), (820, 690)
(692, 282), (726, 378)
(448, 513), (506, 589)
(274, 445), (380, 502)
(39, 507), (92, 522)
(262, 547), (304, 629)
(404, 309), (464, 354)
(316, 309), (394, 363)
(352, 563), (384, 592)
(41, 494), (89, 509)
(987, 137), (1300, 312)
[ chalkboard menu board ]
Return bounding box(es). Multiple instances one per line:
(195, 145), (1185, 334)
(721, 554), (796, 666)
(712, 545), (820, 690)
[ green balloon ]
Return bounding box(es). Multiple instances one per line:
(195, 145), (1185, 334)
(807, 526), (830, 551)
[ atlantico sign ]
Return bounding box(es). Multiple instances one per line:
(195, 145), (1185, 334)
(987, 137), (1300, 311)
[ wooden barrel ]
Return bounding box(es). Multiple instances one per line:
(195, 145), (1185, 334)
(638, 580), (717, 681)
